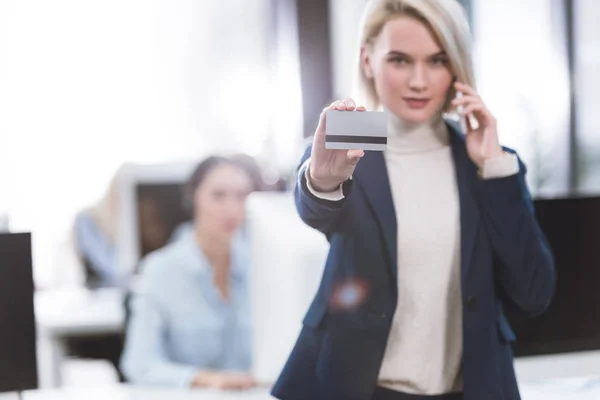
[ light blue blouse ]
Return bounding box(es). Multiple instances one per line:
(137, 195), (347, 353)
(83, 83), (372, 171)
(74, 212), (121, 286)
(120, 222), (252, 387)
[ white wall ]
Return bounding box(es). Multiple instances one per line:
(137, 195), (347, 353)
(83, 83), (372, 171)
(0, 0), (272, 287)
(328, 0), (368, 100)
(575, 0), (600, 191)
(472, 0), (571, 196)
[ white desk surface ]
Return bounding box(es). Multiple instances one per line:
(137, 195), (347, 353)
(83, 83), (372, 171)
(35, 287), (125, 335)
(519, 376), (600, 399)
(21, 386), (274, 400)
(1, 381), (599, 400)
(34, 287), (126, 388)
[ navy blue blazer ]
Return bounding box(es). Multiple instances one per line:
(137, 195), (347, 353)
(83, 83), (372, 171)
(271, 121), (556, 400)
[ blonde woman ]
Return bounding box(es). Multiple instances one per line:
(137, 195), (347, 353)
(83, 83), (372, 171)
(73, 163), (172, 288)
(272, 1), (555, 399)
(73, 167), (123, 287)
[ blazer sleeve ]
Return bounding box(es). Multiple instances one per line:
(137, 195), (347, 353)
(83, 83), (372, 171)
(476, 151), (556, 317)
(294, 145), (354, 236)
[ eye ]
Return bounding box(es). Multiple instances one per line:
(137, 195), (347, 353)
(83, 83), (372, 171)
(212, 190), (226, 200)
(389, 56), (408, 65)
(430, 56), (448, 66)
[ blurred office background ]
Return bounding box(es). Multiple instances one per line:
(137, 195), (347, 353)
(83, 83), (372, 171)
(0, 0), (599, 397)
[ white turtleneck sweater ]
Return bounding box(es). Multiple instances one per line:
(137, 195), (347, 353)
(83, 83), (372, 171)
(304, 114), (519, 395)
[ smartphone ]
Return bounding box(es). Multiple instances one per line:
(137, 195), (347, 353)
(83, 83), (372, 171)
(455, 91), (479, 132)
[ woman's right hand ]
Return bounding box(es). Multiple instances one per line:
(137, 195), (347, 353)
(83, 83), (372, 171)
(192, 370), (256, 390)
(308, 98), (366, 192)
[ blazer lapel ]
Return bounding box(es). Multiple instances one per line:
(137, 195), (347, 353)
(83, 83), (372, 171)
(447, 121), (481, 292)
(353, 151), (398, 282)
(352, 120), (480, 292)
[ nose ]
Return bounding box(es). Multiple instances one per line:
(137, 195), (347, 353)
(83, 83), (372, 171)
(224, 197), (246, 219)
(408, 63), (428, 92)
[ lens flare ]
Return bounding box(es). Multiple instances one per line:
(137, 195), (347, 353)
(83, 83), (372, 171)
(329, 278), (370, 311)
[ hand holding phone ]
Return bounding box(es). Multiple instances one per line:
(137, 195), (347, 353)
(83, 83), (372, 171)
(451, 81), (503, 167)
(455, 90), (479, 132)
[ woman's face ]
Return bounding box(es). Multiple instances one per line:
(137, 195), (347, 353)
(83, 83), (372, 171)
(193, 163), (252, 241)
(362, 16), (454, 123)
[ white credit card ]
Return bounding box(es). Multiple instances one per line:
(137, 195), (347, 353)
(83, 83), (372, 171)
(325, 110), (388, 151)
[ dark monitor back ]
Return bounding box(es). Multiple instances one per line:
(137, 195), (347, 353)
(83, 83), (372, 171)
(136, 183), (191, 259)
(507, 196), (600, 357)
(0, 233), (38, 392)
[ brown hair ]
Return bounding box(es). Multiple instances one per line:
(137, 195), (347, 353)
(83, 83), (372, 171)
(182, 155), (261, 217)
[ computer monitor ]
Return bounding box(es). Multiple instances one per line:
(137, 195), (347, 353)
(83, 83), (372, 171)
(0, 233), (38, 392)
(510, 195), (600, 380)
(246, 191), (329, 384)
(134, 183), (191, 260)
(116, 162), (195, 277)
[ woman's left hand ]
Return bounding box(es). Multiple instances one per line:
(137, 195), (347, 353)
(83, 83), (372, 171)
(451, 81), (504, 168)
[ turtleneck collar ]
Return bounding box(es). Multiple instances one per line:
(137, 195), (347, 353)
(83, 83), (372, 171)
(385, 111), (450, 155)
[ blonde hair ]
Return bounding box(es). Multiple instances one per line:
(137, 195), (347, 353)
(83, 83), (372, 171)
(70, 164), (126, 280)
(353, 0), (476, 112)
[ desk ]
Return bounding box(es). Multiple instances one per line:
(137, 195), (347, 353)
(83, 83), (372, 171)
(519, 376), (600, 399)
(35, 288), (125, 388)
(21, 386), (274, 400)
(0, 381), (599, 400)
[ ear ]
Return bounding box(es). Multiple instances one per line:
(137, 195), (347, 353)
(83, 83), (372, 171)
(360, 45), (374, 79)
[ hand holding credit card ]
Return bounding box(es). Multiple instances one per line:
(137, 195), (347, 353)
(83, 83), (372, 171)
(307, 99), (368, 192)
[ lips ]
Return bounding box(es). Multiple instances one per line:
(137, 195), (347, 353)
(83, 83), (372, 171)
(404, 98), (430, 109)
(223, 222), (238, 233)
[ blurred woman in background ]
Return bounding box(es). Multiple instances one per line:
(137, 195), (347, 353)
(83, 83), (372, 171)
(120, 156), (256, 389)
(66, 167), (129, 380)
(73, 164), (173, 289)
(73, 168), (123, 288)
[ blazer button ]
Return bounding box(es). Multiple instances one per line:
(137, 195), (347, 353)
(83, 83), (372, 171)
(466, 296), (478, 311)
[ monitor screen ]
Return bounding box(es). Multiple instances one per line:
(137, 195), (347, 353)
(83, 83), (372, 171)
(246, 192), (329, 384)
(507, 196), (600, 357)
(135, 183), (191, 259)
(0, 233), (38, 392)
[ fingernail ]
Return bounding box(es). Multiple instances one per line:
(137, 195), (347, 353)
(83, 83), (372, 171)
(347, 100), (355, 107)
